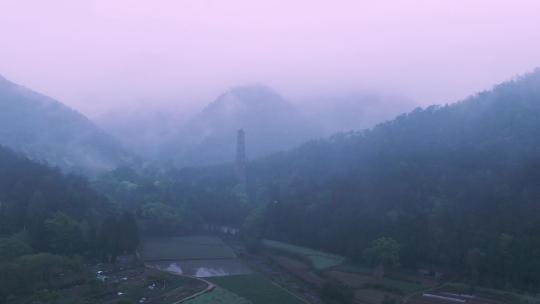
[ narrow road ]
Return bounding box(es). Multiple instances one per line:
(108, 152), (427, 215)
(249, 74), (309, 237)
(144, 263), (216, 303)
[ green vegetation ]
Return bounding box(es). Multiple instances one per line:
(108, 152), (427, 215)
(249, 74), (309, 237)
(92, 165), (250, 236)
(7, 64), (540, 302)
(333, 263), (372, 275)
(140, 202), (202, 235)
(362, 278), (424, 295)
(0, 238), (32, 261)
(0, 146), (140, 301)
(262, 240), (344, 270)
(327, 269), (423, 295)
(140, 236), (236, 261)
(363, 237), (400, 279)
(0, 253), (83, 301)
(3, 265), (206, 304)
(321, 281), (354, 304)
(184, 287), (250, 304)
(210, 274), (306, 304)
(246, 70), (540, 292)
(441, 282), (540, 304)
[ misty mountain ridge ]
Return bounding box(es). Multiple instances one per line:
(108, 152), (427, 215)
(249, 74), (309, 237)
(97, 84), (415, 168)
(1, 73), (416, 173)
(96, 105), (185, 159)
(0, 74), (132, 174)
(302, 92), (417, 136)
(161, 84), (320, 167)
(201, 84), (292, 115)
(256, 68), (540, 177)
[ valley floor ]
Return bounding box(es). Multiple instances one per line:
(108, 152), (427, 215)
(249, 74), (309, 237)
(6, 264), (207, 304)
(21, 235), (533, 304)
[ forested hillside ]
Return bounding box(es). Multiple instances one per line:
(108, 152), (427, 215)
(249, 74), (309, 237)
(244, 70), (540, 291)
(0, 146), (139, 301)
(93, 164), (248, 236)
(0, 75), (131, 174)
(91, 70), (540, 293)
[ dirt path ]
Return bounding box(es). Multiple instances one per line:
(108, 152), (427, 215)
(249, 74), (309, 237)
(171, 283), (216, 304)
(144, 263), (216, 303)
(402, 279), (451, 303)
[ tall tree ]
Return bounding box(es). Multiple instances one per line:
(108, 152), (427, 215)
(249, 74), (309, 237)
(363, 237), (400, 279)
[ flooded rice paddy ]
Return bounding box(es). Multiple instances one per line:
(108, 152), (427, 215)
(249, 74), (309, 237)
(140, 235), (251, 277)
(148, 259), (252, 277)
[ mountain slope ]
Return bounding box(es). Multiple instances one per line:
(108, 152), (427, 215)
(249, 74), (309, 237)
(0, 75), (131, 173)
(96, 86), (416, 168)
(255, 70), (540, 181)
(301, 93), (416, 136)
(0, 145), (111, 243)
(246, 69), (540, 291)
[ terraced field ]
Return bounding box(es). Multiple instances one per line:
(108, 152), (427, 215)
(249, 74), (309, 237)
(139, 237), (312, 303)
(209, 274), (308, 304)
(326, 270), (424, 295)
(148, 259), (252, 278)
(184, 287), (250, 304)
(434, 283), (540, 304)
(140, 236), (237, 261)
(140, 236), (252, 278)
(262, 239), (344, 270)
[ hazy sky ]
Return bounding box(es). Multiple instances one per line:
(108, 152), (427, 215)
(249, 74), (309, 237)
(1, 0), (540, 117)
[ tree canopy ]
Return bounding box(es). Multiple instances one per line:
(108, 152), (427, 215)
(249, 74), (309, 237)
(242, 69), (540, 292)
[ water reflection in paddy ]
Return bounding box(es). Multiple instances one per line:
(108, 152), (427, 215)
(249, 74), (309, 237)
(149, 259), (252, 278)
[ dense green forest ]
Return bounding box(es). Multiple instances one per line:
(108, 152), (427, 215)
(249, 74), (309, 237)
(243, 70), (540, 291)
(93, 164), (248, 235)
(96, 70), (540, 293)
(0, 147), (139, 301)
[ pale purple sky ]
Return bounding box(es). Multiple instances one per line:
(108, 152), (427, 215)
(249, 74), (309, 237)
(1, 0), (540, 117)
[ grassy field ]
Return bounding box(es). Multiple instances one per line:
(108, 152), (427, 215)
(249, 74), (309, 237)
(262, 239), (344, 270)
(371, 277), (425, 294)
(210, 274), (307, 304)
(184, 287), (250, 304)
(140, 236), (237, 261)
(327, 270), (424, 296)
(440, 282), (540, 304)
(146, 259), (252, 277)
(333, 263), (373, 274)
(354, 289), (396, 304)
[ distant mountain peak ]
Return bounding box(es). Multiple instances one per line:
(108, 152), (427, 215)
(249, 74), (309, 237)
(0, 74), (14, 88)
(227, 83), (281, 98)
(203, 84), (290, 114)
(160, 84), (318, 167)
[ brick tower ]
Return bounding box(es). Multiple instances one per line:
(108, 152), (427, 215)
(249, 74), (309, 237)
(236, 129), (247, 186)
